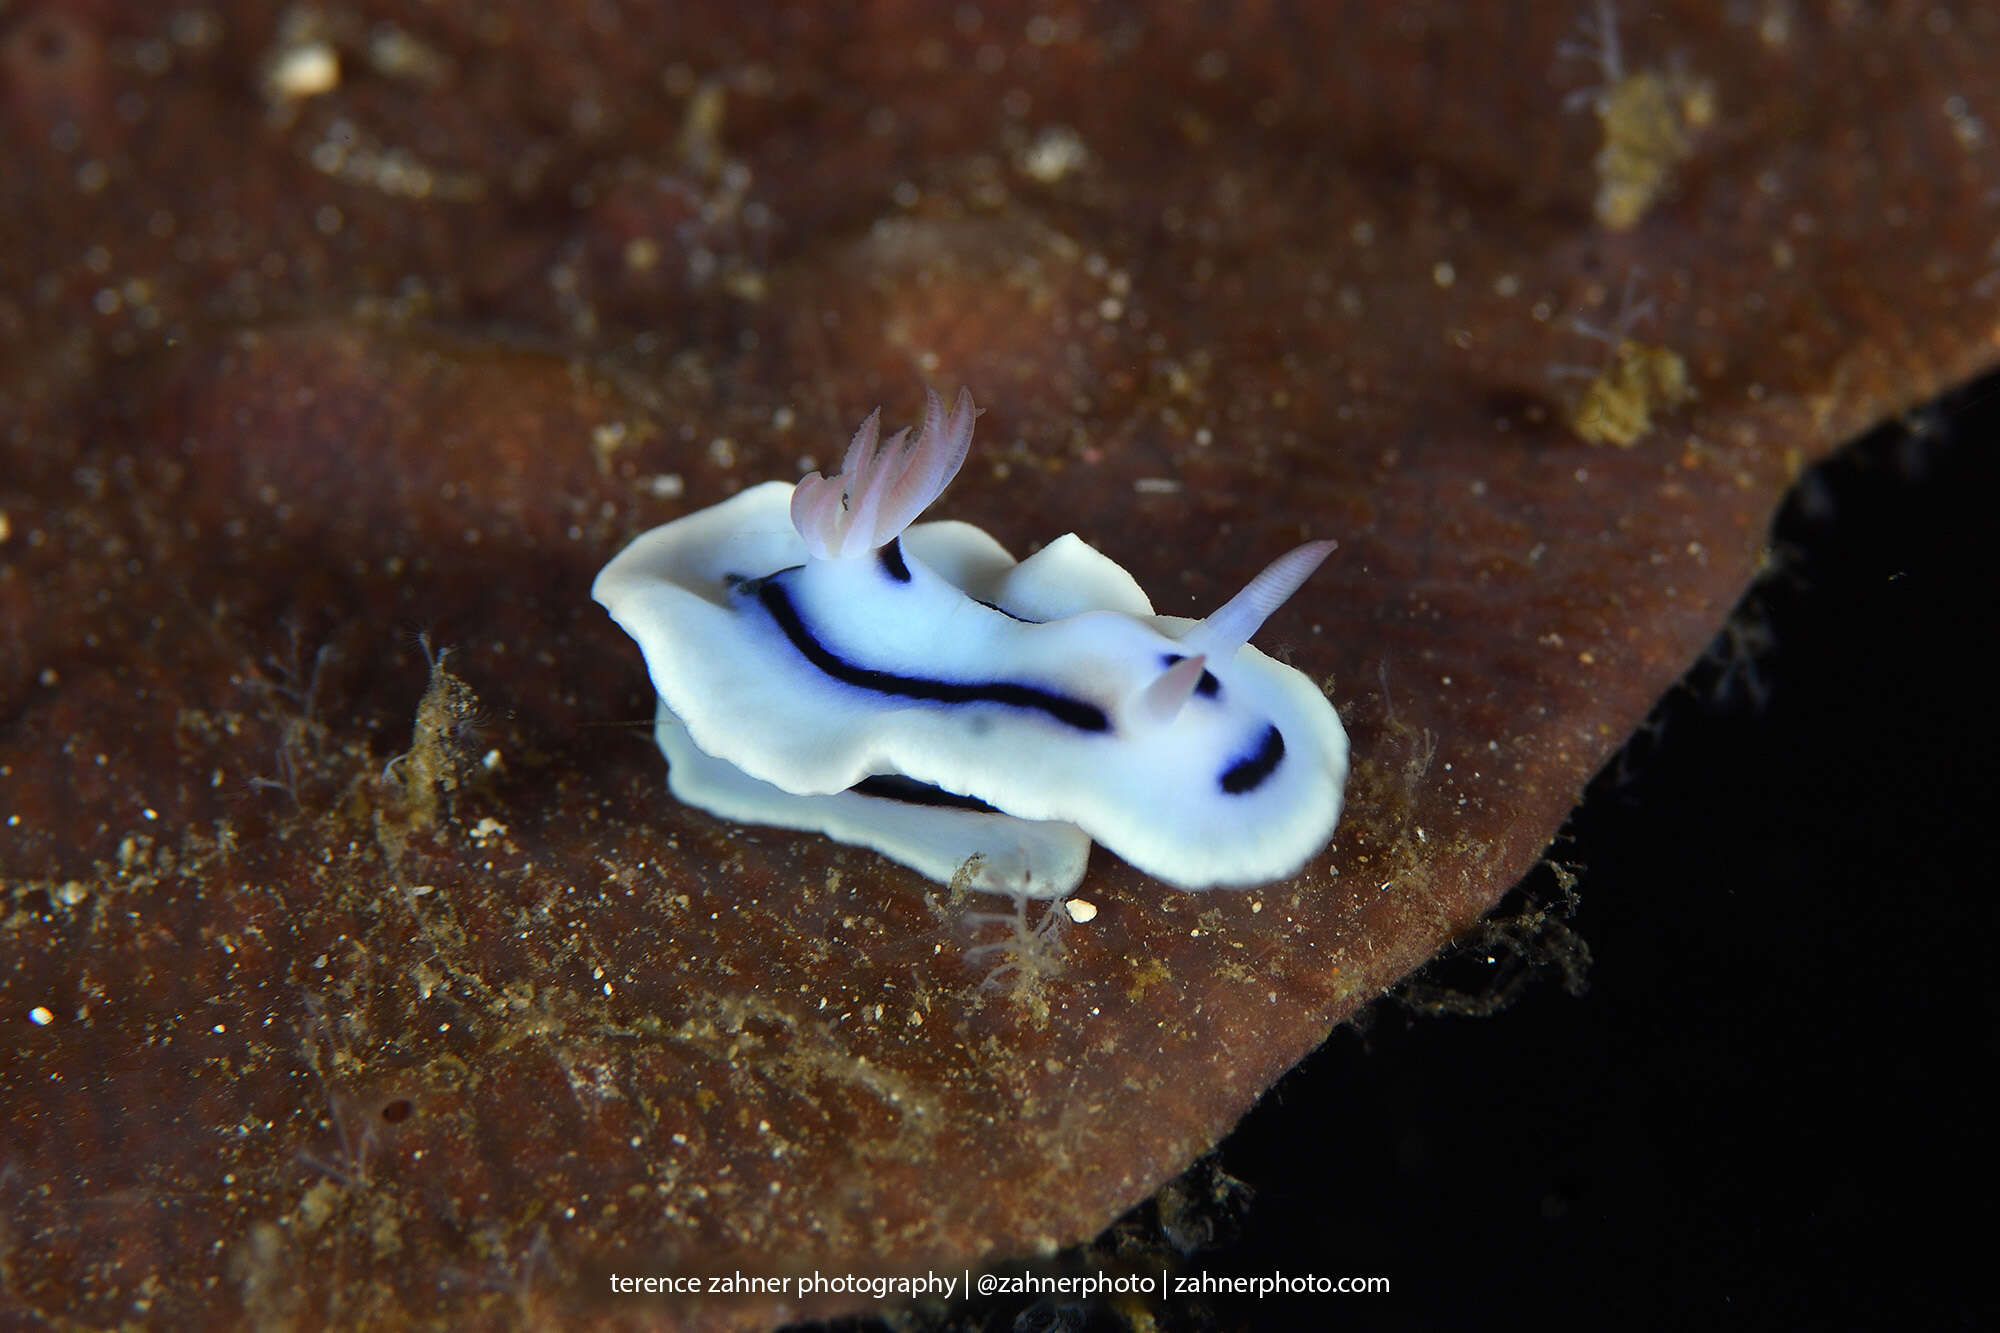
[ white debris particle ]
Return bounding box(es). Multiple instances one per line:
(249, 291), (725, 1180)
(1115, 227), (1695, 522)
(29, 1006), (54, 1026)
(624, 237), (660, 272)
(1065, 898), (1098, 924)
(1133, 477), (1182, 495)
(591, 420), (629, 459)
(1948, 98), (1987, 150)
(1019, 125), (1089, 182)
(269, 42), (339, 102)
(645, 473), (685, 500)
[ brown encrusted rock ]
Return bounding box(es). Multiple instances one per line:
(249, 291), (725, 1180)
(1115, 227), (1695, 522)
(4, 2), (1999, 1326)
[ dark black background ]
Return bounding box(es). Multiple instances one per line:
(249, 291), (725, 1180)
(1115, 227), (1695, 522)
(812, 368), (1998, 1333)
(1210, 371), (1996, 1328)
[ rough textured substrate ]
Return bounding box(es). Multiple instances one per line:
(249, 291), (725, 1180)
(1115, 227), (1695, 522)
(3, 4), (1997, 1326)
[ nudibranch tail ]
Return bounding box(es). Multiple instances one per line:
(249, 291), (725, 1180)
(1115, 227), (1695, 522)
(1180, 539), (1338, 658)
(790, 387), (978, 560)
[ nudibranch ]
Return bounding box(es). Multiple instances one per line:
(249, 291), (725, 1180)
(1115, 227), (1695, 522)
(592, 387), (1349, 897)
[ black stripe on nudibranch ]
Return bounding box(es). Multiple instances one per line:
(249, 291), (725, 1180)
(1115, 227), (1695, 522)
(750, 578), (1112, 733)
(1219, 724), (1285, 794)
(1162, 653), (1221, 698)
(877, 538), (911, 583)
(851, 773), (1000, 812)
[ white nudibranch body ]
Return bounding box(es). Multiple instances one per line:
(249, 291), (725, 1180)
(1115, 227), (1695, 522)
(592, 387), (1349, 898)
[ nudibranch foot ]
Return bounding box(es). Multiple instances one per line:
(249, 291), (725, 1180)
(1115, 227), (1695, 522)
(654, 704), (1091, 898)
